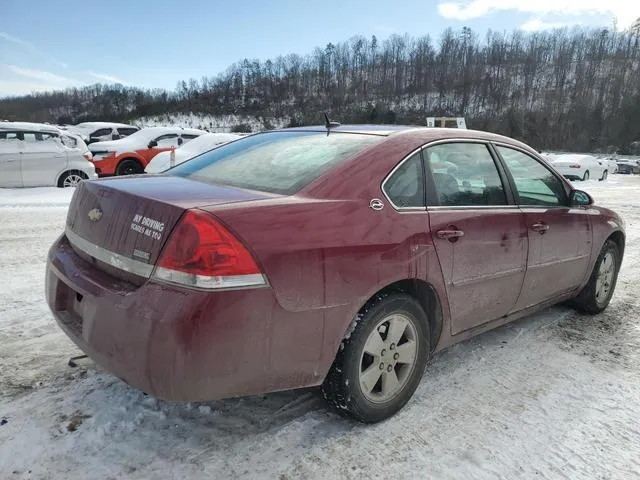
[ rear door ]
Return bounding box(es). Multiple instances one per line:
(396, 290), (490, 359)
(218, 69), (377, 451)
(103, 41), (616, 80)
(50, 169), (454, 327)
(20, 132), (68, 187)
(494, 145), (592, 309)
(426, 141), (528, 335)
(0, 130), (23, 187)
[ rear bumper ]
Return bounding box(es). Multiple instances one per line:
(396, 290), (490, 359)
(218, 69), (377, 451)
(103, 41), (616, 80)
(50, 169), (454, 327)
(45, 234), (320, 402)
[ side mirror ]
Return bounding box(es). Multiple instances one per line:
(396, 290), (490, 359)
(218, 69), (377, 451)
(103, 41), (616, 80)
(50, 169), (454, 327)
(148, 140), (158, 148)
(570, 189), (593, 207)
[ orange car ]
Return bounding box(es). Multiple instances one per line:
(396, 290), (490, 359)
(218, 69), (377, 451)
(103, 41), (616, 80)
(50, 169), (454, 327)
(88, 127), (207, 176)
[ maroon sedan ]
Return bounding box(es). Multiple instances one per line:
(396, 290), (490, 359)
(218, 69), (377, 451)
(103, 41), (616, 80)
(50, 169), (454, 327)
(46, 125), (625, 423)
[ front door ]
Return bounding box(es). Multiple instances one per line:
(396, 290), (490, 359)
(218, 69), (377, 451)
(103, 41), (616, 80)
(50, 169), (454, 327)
(0, 131), (23, 187)
(426, 142), (528, 335)
(494, 145), (592, 309)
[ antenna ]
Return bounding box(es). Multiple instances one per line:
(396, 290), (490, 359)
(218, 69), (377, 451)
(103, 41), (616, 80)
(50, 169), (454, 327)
(324, 112), (341, 135)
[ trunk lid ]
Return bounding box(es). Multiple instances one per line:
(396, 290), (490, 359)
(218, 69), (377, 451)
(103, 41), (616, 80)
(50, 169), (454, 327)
(66, 176), (274, 280)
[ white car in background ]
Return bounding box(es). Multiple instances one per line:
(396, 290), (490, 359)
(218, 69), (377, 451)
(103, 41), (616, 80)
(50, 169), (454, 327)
(68, 122), (139, 144)
(145, 132), (242, 173)
(0, 122), (97, 188)
(549, 154), (608, 181)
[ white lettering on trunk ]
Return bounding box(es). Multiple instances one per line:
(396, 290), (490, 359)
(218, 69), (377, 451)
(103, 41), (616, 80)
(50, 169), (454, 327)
(130, 213), (165, 241)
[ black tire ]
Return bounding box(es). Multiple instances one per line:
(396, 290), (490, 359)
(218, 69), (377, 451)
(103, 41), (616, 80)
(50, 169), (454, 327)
(116, 159), (143, 176)
(582, 170), (590, 181)
(322, 294), (430, 423)
(57, 170), (88, 188)
(600, 170), (608, 181)
(570, 240), (621, 314)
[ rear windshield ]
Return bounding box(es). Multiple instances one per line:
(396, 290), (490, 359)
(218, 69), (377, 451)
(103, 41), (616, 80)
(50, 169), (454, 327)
(167, 131), (383, 194)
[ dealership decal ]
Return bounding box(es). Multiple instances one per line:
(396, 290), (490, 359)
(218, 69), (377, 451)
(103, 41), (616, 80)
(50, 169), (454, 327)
(130, 214), (164, 241)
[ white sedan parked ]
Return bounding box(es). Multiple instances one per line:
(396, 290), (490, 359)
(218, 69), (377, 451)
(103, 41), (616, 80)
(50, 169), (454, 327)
(0, 122), (97, 188)
(549, 154), (608, 181)
(144, 132), (242, 173)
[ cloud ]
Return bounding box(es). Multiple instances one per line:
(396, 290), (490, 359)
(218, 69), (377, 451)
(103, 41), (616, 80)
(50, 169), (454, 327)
(520, 18), (576, 31)
(437, 1), (640, 29)
(85, 71), (128, 85)
(6, 65), (79, 85)
(0, 32), (69, 69)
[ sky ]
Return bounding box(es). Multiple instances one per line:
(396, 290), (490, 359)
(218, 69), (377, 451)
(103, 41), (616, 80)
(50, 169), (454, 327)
(0, 0), (638, 98)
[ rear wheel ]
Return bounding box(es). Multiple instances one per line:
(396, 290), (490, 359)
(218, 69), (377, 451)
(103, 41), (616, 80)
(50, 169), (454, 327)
(570, 240), (620, 314)
(582, 170), (590, 181)
(600, 170), (608, 181)
(322, 294), (430, 423)
(116, 159), (143, 176)
(58, 170), (88, 188)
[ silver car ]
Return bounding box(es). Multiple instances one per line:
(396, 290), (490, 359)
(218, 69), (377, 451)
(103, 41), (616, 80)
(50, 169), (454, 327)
(0, 122), (98, 188)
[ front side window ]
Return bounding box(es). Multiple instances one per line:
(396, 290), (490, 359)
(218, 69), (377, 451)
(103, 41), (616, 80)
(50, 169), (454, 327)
(496, 146), (566, 206)
(0, 131), (20, 140)
(425, 142), (507, 206)
(383, 152), (424, 208)
(169, 131), (383, 195)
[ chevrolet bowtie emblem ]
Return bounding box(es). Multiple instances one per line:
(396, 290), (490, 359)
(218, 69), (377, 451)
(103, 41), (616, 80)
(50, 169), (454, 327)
(88, 208), (103, 222)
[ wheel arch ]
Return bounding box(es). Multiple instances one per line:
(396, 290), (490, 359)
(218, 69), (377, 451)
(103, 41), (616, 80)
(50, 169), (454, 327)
(349, 279), (444, 353)
(607, 230), (625, 258)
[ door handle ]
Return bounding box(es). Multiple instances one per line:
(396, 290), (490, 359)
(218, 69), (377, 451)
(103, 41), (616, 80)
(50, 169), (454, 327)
(436, 228), (465, 242)
(531, 222), (549, 234)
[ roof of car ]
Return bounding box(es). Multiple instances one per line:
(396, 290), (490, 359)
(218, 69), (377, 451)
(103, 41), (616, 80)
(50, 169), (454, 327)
(278, 124), (526, 146)
(72, 122), (137, 129)
(0, 121), (61, 133)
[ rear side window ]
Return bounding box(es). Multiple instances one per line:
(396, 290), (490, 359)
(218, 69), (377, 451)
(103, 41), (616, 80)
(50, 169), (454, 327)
(383, 152), (424, 208)
(425, 142), (507, 206)
(169, 131), (383, 195)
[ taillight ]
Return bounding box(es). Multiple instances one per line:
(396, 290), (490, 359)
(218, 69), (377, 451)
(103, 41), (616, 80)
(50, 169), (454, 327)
(83, 152), (93, 161)
(569, 163), (581, 168)
(153, 209), (265, 290)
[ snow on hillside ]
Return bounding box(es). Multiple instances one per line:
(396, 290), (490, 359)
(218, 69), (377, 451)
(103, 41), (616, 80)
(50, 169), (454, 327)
(134, 113), (289, 132)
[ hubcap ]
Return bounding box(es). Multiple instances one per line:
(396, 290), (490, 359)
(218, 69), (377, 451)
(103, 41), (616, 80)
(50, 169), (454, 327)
(595, 252), (615, 305)
(359, 313), (418, 404)
(63, 174), (84, 187)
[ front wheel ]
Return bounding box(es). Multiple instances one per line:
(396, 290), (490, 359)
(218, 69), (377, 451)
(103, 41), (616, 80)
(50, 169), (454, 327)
(582, 170), (590, 181)
(600, 170), (608, 181)
(570, 240), (621, 314)
(322, 294), (430, 423)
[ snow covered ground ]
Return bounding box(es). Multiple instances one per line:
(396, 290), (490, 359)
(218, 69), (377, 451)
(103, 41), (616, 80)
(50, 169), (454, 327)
(1, 176), (640, 479)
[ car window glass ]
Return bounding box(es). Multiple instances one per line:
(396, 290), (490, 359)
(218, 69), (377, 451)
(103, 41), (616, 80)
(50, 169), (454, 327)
(426, 142), (507, 206)
(92, 128), (112, 137)
(181, 134), (200, 140)
(155, 134), (180, 147)
(22, 132), (38, 142)
(169, 131), (383, 195)
(0, 131), (20, 140)
(496, 146), (566, 206)
(117, 128), (138, 136)
(383, 152), (424, 208)
(61, 135), (78, 148)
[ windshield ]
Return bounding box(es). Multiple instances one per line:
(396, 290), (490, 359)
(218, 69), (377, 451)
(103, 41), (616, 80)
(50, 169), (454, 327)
(168, 131), (383, 195)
